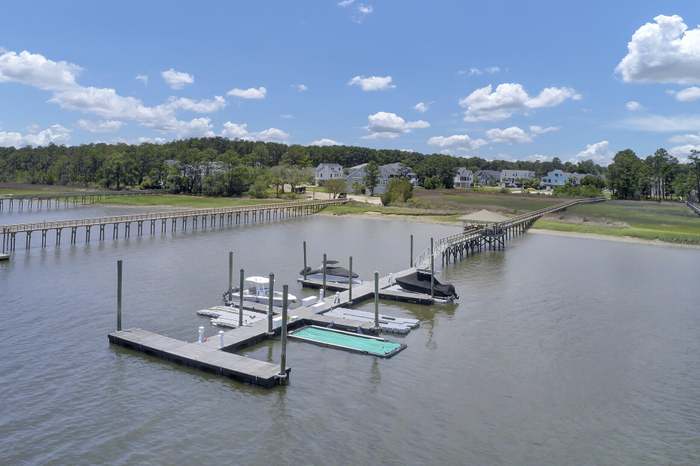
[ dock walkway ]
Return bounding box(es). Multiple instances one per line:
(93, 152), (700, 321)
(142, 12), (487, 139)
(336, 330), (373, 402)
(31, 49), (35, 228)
(687, 200), (700, 216)
(0, 190), (159, 212)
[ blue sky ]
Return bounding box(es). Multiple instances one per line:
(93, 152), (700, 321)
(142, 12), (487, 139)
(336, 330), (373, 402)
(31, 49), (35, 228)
(2, 1), (700, 165)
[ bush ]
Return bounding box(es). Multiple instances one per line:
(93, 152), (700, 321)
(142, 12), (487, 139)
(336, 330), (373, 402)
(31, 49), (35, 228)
(381, 178), (414, 205)
(553, 184), (602, 198)
(422, 176), (443, 190)
(247, 179), (269, 198)
(352, 182), (366, 195)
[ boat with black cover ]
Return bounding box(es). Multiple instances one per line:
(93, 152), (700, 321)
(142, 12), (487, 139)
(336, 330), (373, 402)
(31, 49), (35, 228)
(394, 269), (458, 300)
(299, 260), (362, 285)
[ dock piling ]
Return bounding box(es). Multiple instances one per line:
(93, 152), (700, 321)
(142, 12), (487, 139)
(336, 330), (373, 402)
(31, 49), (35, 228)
(348, 256), (353, 302)
(116, 260), (123, 331)
(239, 269), (244, 327)
(218, 330), (224, 348)
(280, 285), (289, 379)
(268, 273), (275, 335)
(322, 253), (327, 297)
(374, 271), (379, 330)
(198, 326), (204, 343)
(228, 251), (233, 302)
(430, 238), (435, 298)
(303, 241), (307, 280)
(410, 234), (414, 267)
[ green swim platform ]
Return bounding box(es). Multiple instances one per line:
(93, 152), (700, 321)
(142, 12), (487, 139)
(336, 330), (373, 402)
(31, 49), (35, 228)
(289, 325), (406, 358)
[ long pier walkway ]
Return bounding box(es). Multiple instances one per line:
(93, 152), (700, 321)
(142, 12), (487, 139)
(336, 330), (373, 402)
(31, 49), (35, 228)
(1, 199), (345, 252)
(0, 190), (158, 213)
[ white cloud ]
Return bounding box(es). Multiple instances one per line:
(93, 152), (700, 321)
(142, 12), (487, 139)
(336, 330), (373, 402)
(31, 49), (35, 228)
(294, 83), (308, 92)
(77, 119), (123, 133)
(414, 101), (430, 113)
(668, 144), (699, 161)
(227, 86), (267, 99)
(486, 126), (533, 143)
(459, 83), (581, 121)
(427, 134), (487, 151)
(669, 133), (700, 144)
(354, 4), (373, 22)
(310, 138), (341, 146)
(337, 0), (355, 6)
(135, 74), (148, 86)
(626, 100), (642, 111)
(364, 111), (429, 139)
(623, 114), (700, 132)
(161, 68), (194, 90)
(0, 124), (70, 147)
(459, 66), (501, 76)
(529, 125), (559, 135)
(348, 75), (395, 91)
(674, 86), (700, 102)
(576, 140), (611, 162)
(616, 15), (700, 84)
(0, 49), (219, 138)
(137, 136), (167, 144)
(0, 50), (80, 90)
(163, 96), (226, 113)
(527, 154), (553, 162)
(280, 114), (294, 119)
(221, 121), (289, 142)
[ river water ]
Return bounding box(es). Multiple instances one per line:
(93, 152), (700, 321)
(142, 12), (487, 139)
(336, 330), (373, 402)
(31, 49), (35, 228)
(1, 208), (699, 465)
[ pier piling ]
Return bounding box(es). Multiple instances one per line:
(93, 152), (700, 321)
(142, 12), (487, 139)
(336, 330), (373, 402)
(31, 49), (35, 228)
(280, 285), (289, 382)
(116, 260), (123, 331)
(374, 271), (380, 330)
(430, 238), (435, 298)
(268, 273), (275, 335)
(303, 241), (307, 280)
(348, 256), (353, 302)
(228, 252), (233, 302)
(239, 269), (244, 327)
(322, 253), (327, 297)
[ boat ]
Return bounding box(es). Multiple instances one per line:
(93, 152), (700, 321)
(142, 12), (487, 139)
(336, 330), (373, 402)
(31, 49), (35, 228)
(394, 269), (458, 300)
(223, 276), (298, 308)
(299, 260), (362, 285)
(0, 253), (9, 262)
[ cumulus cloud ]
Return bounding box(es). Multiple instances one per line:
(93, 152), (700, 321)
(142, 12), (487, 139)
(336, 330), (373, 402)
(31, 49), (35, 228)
(0, 124), (70, 147)
(348, 75), (395, 91)
(310, 138), (341, 146)
(163, 96), (226, 113)
(161, 68), (193, 90)
(427, 133), (487, 151)
(414, 101), (430, 113)
(337, 0), (355, 7)
(221, 122), (289, 142)
(227, 86), (267, 99)
(77, 119), (123, 133)
(294, 84), (308, 92)
(137, 136), (167, 144)
(529, 125), (559, 135)
(576, 140), (611, 162)
(0, 49), (226, 138)
(626, 100), (642, 111)
(459, 66), (501, 76)
(623, 114), (700, 132)
(616, 15), (700, 84)
(135, 74), (148, 86)
(674, 86), (700, 102)
(486, 126), (533, 143)
(459, 83), (581, 121)
(364, 111), (429, 139)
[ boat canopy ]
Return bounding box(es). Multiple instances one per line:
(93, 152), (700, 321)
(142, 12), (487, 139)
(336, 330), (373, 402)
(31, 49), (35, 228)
(245, 276), (269, 285)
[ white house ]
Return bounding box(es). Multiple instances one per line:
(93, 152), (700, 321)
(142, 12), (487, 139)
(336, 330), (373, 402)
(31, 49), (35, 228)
(453, 168), (474, 188)
(315, 163), (344, 184)
(540, 170), (588, 188)
(500, 170), (535, 187)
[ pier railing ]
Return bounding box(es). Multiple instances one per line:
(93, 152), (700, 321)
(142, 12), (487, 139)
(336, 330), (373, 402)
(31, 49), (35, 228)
(687, 200), (700, 216)
(415, 197), (606, 269)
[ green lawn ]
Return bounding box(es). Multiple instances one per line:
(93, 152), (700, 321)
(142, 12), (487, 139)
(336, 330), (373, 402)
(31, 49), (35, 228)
(534, 200), (700, 244)
(98, 194), (285, 208)
(410, 189), (563, 214)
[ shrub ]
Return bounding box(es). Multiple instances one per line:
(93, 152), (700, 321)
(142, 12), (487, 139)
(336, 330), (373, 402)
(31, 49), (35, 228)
(381, 178), (414, 205)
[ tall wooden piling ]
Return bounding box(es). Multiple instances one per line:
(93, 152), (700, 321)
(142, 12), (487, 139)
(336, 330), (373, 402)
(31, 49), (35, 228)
(374, 271), (380, 329)
(239, 269), (244, 327)
(268, 273), (275, 334)
(302, 241), (307, 279)
(348, 256), (353, 302)
(280, 285), (289, 378)
(322, 253), (327, 297)
(116, 260), (123, 331)
(228, 251), (233, 302)
(410, 234), (414, 267)
(430, 238), (435, 298)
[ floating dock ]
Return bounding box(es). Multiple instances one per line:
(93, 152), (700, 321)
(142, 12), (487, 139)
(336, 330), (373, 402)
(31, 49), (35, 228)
(323, 307), (419, 335)
(289, 325), (406, 358)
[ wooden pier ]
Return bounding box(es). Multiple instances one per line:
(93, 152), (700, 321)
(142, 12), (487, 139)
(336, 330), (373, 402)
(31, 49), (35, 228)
(687, 200), (700, 216)
(1, 199), (345, 252)
(0, 190), (158, 213)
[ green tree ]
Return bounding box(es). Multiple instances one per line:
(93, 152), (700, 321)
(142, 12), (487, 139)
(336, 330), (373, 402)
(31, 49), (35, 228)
(325, 178), (347, 198)
(364, 161), (380, 195)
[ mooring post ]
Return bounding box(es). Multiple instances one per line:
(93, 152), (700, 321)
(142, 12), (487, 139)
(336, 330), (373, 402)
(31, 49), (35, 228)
(430, 237), (435, 298)
(218, 330), (224, 348)
(410, 234), (414, 267)
(322, 253), (327, 297)
(228, 251), (233, 302)
(267, 273), (275, 334)
(116, 260), (123, 331)
(374, 271), (380, 330)
(198, 326), (204, 343)
(239, 268), (244, 327)
(280, 285), (289, 378)
(348, 256), (353, 302)
(302, 241), (308, 280)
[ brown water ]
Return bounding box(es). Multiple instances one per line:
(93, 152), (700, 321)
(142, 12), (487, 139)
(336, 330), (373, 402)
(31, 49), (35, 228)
(1, 212), (699, 465)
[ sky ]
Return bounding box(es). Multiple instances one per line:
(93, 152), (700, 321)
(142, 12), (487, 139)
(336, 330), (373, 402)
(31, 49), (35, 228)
(2, 0), (700, 165)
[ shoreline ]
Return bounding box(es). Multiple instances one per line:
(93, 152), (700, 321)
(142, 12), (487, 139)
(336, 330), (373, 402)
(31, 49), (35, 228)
(528, 228), (700, 249)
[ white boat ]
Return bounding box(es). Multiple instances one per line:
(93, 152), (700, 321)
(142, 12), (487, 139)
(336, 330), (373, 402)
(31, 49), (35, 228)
(223, 276), (298, 308)
(0, 253), (9, 262)
(300, 260), (362, 285)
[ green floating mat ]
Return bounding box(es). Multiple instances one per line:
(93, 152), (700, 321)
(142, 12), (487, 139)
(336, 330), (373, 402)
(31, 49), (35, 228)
(289, 326), (405, 358)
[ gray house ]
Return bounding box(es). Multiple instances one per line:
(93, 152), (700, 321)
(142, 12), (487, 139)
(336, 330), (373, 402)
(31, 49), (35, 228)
(500, 169), (535, 187)
(345, 162), (417, 195)
(453, 168), (474, 189)
(315, 163), (344, 184)
(475, 170), (501, 186)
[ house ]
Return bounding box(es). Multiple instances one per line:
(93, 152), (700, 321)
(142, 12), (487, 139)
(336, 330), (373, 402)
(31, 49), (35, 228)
(500, 169), (535, 187)
(453, 168), (474, 189)
(475, 170), (501, 186)
(315, 163), (344, 184)
(540, 170), (588, 188)
(345, 162), (417, 195)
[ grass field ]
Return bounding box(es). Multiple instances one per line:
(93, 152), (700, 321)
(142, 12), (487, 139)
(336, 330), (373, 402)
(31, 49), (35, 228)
(99, 194), (284, 208)
(409, 189), (563, 213)
(534, 200), (700, 244)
